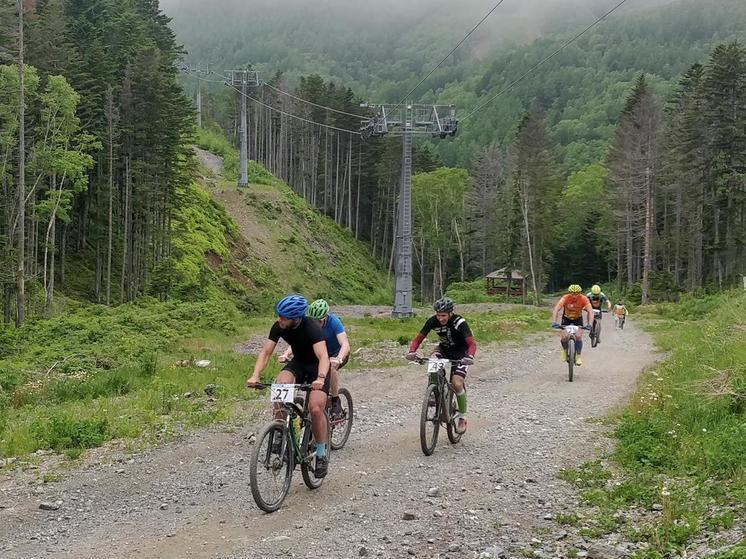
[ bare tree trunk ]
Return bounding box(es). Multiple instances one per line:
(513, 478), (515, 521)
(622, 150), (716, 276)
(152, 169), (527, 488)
(106, 91), (115, 306)
(121, 156), (131, 303)
(453, 218), (465, 282)
(641, 166), (653, 304)
(355, 142), (361, 238)
(519, 180), (540, 306)
(15, 0), (25, 326)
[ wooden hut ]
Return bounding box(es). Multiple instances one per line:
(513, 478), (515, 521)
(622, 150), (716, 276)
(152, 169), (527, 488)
(485, 268), (526, 298)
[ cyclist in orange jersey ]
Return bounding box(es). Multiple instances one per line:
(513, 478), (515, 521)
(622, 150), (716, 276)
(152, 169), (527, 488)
(551, 284), (594, 366)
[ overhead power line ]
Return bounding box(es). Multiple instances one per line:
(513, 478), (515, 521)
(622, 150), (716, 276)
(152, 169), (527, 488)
(225, 81), (362, 136)
(462, 0), (630, 122)
(182, 68), (361, 135)
(393, 0), (507, 109)
(262, 82), (370, 120)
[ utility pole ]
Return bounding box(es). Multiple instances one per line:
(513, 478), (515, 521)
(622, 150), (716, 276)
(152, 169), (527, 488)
(225, 69), (259, 188)
(183, 63), (210, 128)
(195, 85), (202, 128)
(361, 104), (458, 317)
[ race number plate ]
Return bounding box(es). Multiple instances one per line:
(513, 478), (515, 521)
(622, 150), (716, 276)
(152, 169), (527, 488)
(427, 359), (449, 373)
(270, 384), (296, 403)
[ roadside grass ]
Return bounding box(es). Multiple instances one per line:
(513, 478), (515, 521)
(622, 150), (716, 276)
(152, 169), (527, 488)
(0, 299), (276, 459)
(344, 306), (550, 350)
(557, 291), (746, 558)
(0, 304), (549, 460)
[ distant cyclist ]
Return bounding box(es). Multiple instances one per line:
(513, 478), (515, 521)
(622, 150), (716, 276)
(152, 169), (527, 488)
(552, 285), (593, 366)
(280, 299), (350, 420)
(405, 297), (476, 434)
(613, 300), (629, 329)
(586, 284), (612, 343)
(246, 294), (331, 478)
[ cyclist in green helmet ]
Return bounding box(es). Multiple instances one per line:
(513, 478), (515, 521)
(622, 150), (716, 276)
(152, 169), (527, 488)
(280, 299), (350, 419)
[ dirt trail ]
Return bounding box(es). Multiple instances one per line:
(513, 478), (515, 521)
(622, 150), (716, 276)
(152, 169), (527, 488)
(0, 318), (658, 559)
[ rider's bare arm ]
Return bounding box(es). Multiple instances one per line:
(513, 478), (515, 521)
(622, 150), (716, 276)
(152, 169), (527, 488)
(584, 302), (594, 326)
(247, 339), (277, 385)
(335, 331), (350, 363)
(552, 298), (566, 323)
(313, 341), (330, 387)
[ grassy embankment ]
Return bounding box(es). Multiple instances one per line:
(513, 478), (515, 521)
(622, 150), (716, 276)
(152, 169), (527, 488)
(558, 291), (746, 558)
(0, 136), (549, 462)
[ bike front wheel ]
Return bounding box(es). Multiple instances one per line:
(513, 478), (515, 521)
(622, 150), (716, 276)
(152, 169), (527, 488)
(330, 388), (353, 450)
(446, 388), (463, 444)
(250, 421), (294, 513)
(420, 384), (440, 456)
(567, 339), (575, 382)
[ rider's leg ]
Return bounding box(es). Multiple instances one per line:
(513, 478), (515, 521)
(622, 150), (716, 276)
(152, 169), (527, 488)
(452, 366), (468, 433)
(330, 366), (339, 399)
(308, 378), (329, 454)
(452, 373), (466, 413)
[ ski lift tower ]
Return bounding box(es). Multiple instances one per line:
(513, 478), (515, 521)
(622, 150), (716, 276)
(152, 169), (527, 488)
(361, 103), (458, 317)
(225, 69), (260, 188)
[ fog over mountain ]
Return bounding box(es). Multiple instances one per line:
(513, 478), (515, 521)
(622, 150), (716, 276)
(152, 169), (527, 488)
(161, 0), (677, 84)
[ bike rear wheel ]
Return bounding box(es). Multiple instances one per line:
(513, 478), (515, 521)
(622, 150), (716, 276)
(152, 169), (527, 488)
(330, 388), (353, 450)
(420, 384), (440, 456)
(446, 388), (463, 444)
(250, 421), (294, 513)
(301, 413), (330, 489)
(567, 339), (575, 382)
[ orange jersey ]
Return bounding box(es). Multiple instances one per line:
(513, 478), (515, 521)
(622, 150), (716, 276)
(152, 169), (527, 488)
(558, 294), (591, 320)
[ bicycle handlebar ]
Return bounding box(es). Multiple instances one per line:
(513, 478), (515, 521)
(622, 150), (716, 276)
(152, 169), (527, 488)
(412, 356), (463, 365)
(247, 382), (314, 391)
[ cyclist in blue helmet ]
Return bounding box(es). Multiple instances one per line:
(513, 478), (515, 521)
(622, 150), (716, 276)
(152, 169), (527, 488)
(247, 294), (331, 477)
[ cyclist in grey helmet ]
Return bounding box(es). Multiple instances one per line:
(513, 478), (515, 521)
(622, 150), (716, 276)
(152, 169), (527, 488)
(406, 297), (477, 434)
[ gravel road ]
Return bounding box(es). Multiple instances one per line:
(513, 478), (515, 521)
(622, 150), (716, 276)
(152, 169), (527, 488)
(0, 316), (658, 559)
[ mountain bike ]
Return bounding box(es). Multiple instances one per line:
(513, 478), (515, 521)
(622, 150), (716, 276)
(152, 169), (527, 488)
(329, 387), (353, 450)
(552, 324), (590, 382)
(590, 309), (602, 347)
(248, 383), (330, 512)
(413, 356), (464, 456)
(616, 314), (626, 329)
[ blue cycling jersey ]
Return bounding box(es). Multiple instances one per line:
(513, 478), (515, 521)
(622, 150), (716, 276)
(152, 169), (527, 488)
(322, 313), (345, 357)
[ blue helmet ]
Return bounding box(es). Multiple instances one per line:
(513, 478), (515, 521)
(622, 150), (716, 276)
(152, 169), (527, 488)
(275, 294), (308, 318)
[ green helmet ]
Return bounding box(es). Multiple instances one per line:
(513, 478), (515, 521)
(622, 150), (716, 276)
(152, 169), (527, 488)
(306, 299), (330, 320)
(591, 284), (601, 295)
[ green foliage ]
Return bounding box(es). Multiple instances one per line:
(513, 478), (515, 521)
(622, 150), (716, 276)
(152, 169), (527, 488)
(623, 293), (746, 480)
(195, 126), (239, 180)
(242, 162), (391, 305)
(32, 415), (109, 452)
(168, 181), (237, 300)
(561, 291), (746, 556)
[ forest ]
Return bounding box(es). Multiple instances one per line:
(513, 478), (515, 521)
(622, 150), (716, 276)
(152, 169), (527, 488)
(1, 0), (193, 326)
(1, 0), (745, 330)
(174, 0), (745, 303)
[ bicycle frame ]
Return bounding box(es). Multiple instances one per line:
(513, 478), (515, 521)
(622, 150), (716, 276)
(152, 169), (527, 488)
(423, 357), (460, 425)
